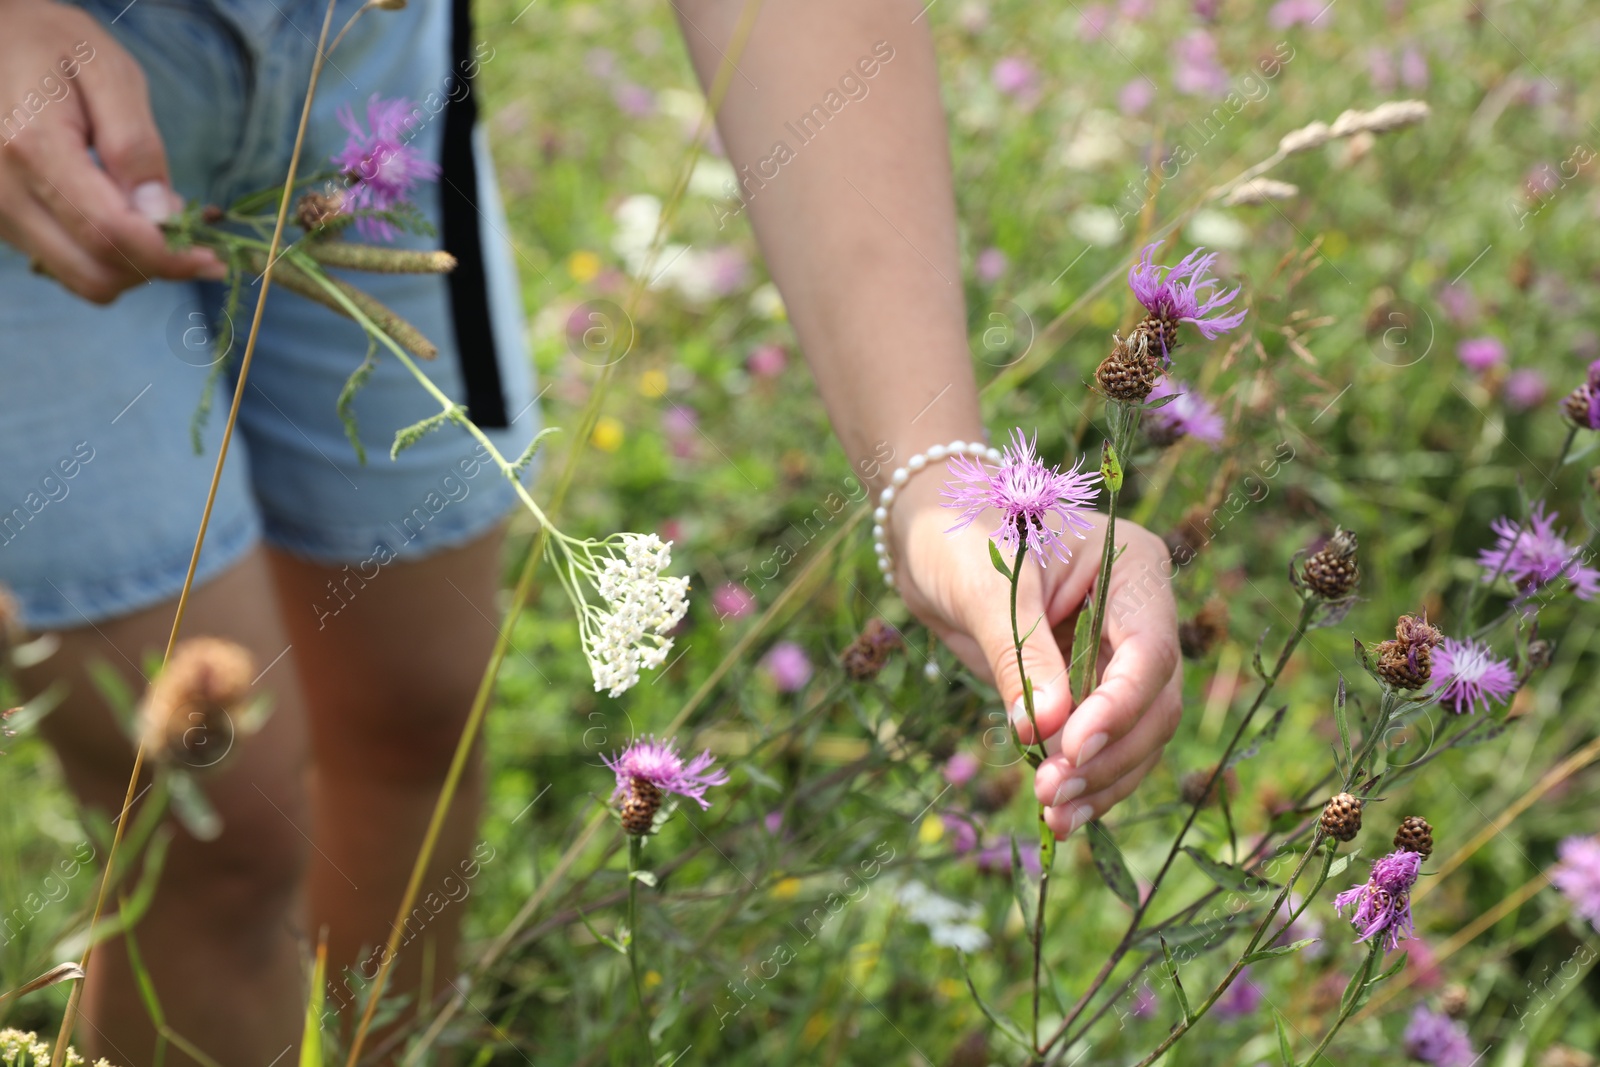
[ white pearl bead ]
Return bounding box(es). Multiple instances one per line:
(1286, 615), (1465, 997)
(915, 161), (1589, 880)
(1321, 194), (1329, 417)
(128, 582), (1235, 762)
(908, 454), (926, 472)
(874, 542), (888, 557)
(873, 506), (888, 523)
(923, 660), (940, 682)
(891, 467), (908, 487)
(872, 524), (884, 540)
(884, 573), (896, 588)
(877, 556), (891, 572)
(927, 445), (946, 461)
(949, 440), (966, 453)
(987, 448), (1002, 463)
(881, 486), (895, 504)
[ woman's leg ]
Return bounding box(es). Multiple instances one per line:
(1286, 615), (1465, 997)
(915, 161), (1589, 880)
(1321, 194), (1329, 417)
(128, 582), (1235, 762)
(21, 551), (309, 1067)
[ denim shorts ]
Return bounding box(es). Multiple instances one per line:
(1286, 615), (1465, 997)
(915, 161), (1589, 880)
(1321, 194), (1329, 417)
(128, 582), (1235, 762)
(0, 0), (538, 630)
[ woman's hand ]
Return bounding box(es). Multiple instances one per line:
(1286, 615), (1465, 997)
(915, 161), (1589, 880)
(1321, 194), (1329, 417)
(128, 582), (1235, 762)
(891, 473), (1183, 837)
(0, 0), (224, 302)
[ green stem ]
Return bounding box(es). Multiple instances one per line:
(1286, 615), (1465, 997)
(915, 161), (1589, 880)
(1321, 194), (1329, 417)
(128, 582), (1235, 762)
(1008, 532), (1045, 768)
(1081, 402), (1140, 694)
(1299, 942), (1382, 1066)
(626, 835), (654, 1059)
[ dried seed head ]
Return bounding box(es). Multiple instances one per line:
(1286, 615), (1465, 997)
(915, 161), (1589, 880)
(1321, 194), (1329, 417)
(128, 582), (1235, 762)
(1525, 639), (1553, 672)
(620, 776), (663, 835)
(1300, 528), (1360, 600)
(1563, 381), (1599, 429)
(1222, 178), (1299, 207)
(972, 767), (1021, 814)
(1320, 792), (1363, 841)
(1394, 613), (1444, 650)
(1393, 815), (1434, 859)
(1538, 1045), (1598, 1067)
(840, 618), (902, 681)
(1094, 334), (1161, 402)
(1178, 598), (1229, 660)
(200, 204), (225, 225)
(140, 637), (255, 767)
(1179, 765), (1237, 809)
(1439, 983), (1469, 1019)
(1375, 638), (1433, 690)
(295, 190), (345, 233)
(1328, 100), (1431, 137)
(1278, 121), (1333, 155)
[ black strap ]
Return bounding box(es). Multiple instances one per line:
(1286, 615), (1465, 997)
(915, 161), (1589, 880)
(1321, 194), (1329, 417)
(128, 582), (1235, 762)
(440, 0), (509, 428)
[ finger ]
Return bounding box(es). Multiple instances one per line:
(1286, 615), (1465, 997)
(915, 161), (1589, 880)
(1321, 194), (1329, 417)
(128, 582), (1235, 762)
(0, 180), (128, 303)
(959, 558), (1074, 747)
(1034, 670), (1180, 806)
(75, 40), (169, 193)
(1043, 750), (1162, 839)
(1056, 532), (1179, 769)
(15, 124), (221, 285)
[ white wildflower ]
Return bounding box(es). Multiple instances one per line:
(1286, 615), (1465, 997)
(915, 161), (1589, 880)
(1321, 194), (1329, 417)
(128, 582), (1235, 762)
(581, 534), (690, 697)
(1223, 178), (1300, 206)
(896, 880), (991, 952)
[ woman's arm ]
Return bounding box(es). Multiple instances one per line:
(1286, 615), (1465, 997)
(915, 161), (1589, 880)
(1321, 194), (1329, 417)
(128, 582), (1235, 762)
(672, 0), (1181, 835)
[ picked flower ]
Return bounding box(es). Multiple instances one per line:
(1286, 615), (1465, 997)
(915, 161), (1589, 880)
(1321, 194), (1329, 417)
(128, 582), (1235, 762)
(1477, 503), (1599, 601)
(1127, 241), (1248, 360)
(1430, 637), (1517, 715)
(1333, 847), (1423, 952)
(1145, 376), (1225, 447)
(582, 533), (691, 697)
(942, 428), (1101, 566)
(1561, 359), (1600, 430)
(605, 736), (728, 835)
(331, 94), (440, 241)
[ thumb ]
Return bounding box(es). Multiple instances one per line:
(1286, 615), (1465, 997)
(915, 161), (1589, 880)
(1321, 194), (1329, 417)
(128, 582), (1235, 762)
(963, 565), (1075, 748)
(77, 47), (176, 209)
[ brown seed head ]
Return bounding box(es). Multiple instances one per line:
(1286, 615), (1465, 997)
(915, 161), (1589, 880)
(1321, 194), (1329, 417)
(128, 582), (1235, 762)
(1094, 334), (1161, 403)
(620, 776), (662, 835)
(840, 618), (903, 681)
(1439, 983), (1469, 1019)
(1319, 792), (1363, 842)
(295, 190), (345, 233)
(1374, 638), (1433, 690)
(1179, 765), (1237, 809)
(1563, 383), (1597, 429)
(1393, 815), (1434, 858)
(140, 637), (255, 767)
(1394, 613), (1444, 650)
(1178, 598), (1230, 660)
(1301, 528), (1360, 600)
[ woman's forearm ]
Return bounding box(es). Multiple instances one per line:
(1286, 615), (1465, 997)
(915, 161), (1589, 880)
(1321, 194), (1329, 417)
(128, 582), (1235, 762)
(672, 0), (983, 484)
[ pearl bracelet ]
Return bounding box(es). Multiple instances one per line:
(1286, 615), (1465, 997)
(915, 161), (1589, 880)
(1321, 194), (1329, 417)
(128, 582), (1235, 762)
(874, 439), (1002, 588)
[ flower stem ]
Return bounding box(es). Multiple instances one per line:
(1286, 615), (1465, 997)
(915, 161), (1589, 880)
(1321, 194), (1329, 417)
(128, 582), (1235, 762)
(1081, 402), (1140, 695)
(626, 835), (655, 1058)
(1299, 942), (1382, 1066)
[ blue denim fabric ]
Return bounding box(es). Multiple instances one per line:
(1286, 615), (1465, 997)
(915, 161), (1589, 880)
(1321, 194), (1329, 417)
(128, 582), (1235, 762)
(0, 0), (537, 630)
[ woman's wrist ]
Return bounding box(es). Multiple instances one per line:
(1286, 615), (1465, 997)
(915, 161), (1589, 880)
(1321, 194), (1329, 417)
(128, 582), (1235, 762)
(872, 435), (996, 587)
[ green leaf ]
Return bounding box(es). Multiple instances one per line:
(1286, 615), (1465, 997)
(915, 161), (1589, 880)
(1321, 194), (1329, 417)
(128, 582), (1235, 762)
(574, 904), (626, 954)
(1159, 936), (1192, 1024)
(167, 771), (223, 842)
(1252, 627), (1272, 681)
(1274, 1011), (1295, 1067)
(1100, 442), (1124, 493)
(1367, 950), (1409, 987)
(122, 927), (166, 1029)
(300, 940), (327, 1067)
(630, 869), (658, 887)
(1244, 938), (1320, 964)
(1010, 835), (1038, 942)
(988, 538), (1012, 579)
(1067, 596), (1095, 702)
(1087, 820), (1140, 908)
(1182, 847), (1277, 896)
(87, 658), (140, 734)
(1326, 851), (1354, 881)
(336, 341), (379, 466)
(1226, 705), (1288, 769)
(956, 951), (1030, 1049)
(1334, 673), (1352, 763)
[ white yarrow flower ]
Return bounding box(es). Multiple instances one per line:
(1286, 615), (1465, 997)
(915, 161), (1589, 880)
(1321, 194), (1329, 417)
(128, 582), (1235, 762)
(578, 533), (689, 697)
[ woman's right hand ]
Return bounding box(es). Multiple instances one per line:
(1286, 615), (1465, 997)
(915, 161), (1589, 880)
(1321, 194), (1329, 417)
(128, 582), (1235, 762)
(0, 0), (223, 303)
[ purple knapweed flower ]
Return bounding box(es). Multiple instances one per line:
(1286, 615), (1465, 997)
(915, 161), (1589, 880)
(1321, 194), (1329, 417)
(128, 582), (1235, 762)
(1130, 983), (1158, 1018)
(975, 834), (1042, 878)
(991, 56), (1040, 104)
(711, 582), (756, 620)
(1430, 637), (1517, 715)
(942, 428), (1101, 566)
(1147, 376), (1226, 446)
(1334, 849), (1423, 952)
(943, 751), (980, 786)
(762, 641), (813, 692)
(746, 343), (788, 378)
(604, 736), (728, 810)
(943, 813), (980, 854)
(1172, 31), (1230, 97)
(1400, 45), (1430, 90)
(1477, 503), (1600, 600)
(331, 94), (439, 242)
(975, 247), (1009, 284)
(1457, 336), (1506, 373)
(1129, 242), (1247, 349)
(764, 810), (784, 835)
(1437, 282), (1478, 326)
(1119, 79), (1155, 116)
(1269, 0), (1331, 29)
(1551, 835), (1600, 933)
(1563, 360), (1600, 430)
(612, 81), (656, 118)
(1214, 967), (1264, 1019)
(1505, 368), (1548, 411)
(1402, 1005), (1475, 1067)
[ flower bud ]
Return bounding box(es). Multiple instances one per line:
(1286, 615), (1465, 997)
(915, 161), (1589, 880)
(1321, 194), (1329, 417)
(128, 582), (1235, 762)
(620, 776), (663, 835)
(1177, 598), (1229, 660)
(1300, 528), (1360, 600)
(1320, 792), (1363, 842)
(840, 618), (902, 681)
(1393, 815), (1434, 859)
(140, 637), (255, 767)
(1094, 334), (1160, 402)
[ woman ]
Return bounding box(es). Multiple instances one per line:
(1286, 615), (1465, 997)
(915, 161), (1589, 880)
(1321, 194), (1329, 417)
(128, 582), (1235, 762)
(0, 0), (1180, 1060)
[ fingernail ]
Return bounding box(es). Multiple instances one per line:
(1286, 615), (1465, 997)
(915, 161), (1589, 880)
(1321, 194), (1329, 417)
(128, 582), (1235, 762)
(1009, 696), (1029, 734)
(1052, 777), (1086, 807)
(1067, 802), (1095, 835)
(131, 181), (175, 222)
(1035, 763), (1063, 805)
(1077, 732), (1110, 766)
